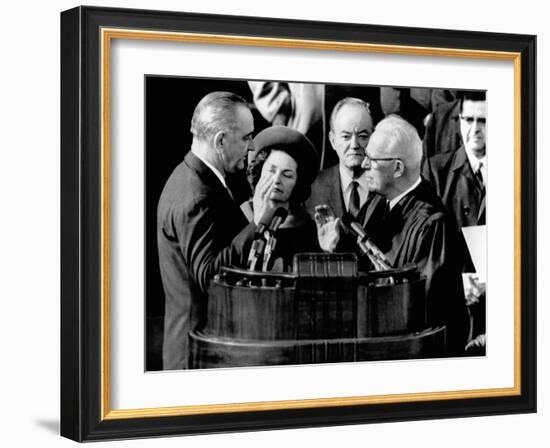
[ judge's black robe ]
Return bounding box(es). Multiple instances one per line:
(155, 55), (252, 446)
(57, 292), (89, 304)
(367, 179), (469, 355)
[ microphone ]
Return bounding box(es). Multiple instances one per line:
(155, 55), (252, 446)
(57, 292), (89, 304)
(247, 238), (265, 271)
(249, 207), (288, 271)
(255, 207), (288, 237)
(261, 208), (289, 271)
(341, 213), (367, 240)
(261, 236), (278, 272)
(341, 213), (392, 271)
(268, 208), (289, 233)
(255, 218), (270, 239)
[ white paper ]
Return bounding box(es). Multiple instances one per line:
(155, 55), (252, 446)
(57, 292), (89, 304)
(463, 225), (487, 282)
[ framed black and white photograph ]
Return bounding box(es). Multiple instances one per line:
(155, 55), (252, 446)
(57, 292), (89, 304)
(60, 5), (536, 442)
(146, 75), (488, 372)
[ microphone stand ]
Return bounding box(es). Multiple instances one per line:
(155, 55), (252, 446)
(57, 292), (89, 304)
(248, 206), (288, 272)
(261, 233), (277, 272)
(341, 212), (392, 272)
(247, 237), (265, 271)
(358, 237), (392, 271)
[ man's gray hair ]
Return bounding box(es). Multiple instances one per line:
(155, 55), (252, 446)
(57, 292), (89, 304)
(190, 91), (249, 141)
(329, 97), (372, 131)
(373, 114), (422, 170)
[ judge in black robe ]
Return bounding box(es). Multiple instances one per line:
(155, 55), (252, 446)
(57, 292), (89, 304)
(359, 115), (469, 355)
(374, 179), (469, 355)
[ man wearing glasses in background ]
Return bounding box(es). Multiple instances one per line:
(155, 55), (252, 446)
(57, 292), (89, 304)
(423, 90), (487, 354)
(422, 91), (486, 228)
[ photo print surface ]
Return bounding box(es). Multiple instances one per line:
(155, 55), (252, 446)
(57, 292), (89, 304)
(145, 76), (487, 371)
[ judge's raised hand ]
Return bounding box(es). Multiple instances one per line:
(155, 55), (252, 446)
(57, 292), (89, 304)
(314, 204), (340, 253)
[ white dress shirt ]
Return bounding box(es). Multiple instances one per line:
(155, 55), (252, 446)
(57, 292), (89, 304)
(464, 146), (487, 186)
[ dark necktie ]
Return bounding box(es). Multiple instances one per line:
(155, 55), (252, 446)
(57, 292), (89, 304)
(349, 181), (360, 217)
(474, 163), (485, 195)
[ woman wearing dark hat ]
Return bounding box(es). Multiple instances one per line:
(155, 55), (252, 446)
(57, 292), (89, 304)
(243, 126), (320, 272)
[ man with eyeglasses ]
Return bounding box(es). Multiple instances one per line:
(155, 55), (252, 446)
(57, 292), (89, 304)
(422, 91), (486, 228)
(306, 97), (386, 255)
(423, 90), (487, 354)
(360, 115), (469, 356)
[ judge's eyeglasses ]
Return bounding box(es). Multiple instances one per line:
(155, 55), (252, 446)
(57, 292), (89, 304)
(362, 153), (400, 168)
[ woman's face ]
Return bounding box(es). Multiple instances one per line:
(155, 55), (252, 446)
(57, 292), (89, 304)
(259, 150), (298, 203)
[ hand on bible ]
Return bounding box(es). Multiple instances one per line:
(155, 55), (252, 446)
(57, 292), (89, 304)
(314, 204), (340, 253)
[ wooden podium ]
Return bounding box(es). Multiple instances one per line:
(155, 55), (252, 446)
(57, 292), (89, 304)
(189, 253), (446, 368)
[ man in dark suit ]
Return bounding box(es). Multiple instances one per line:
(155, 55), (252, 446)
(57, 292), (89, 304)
(422, 91), (486, 228)
(157, 91), (258, 370)
(422, 91), (487, 352)
(306, 98), (385, 254)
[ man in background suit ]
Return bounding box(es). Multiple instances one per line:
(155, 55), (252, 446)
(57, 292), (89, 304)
(422, 90), (486, 228)
(423, 91), (487, 352)
(306, 97), (384, 255)
(248, 83), (384, 169)
(157, 91), (258, 370)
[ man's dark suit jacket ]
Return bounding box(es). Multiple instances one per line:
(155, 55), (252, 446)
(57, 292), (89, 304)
(305, 164), (387, 259)
(423, 146), (486, 341)
(422, 145), (486, 228)
(157, 152), (255, 370)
